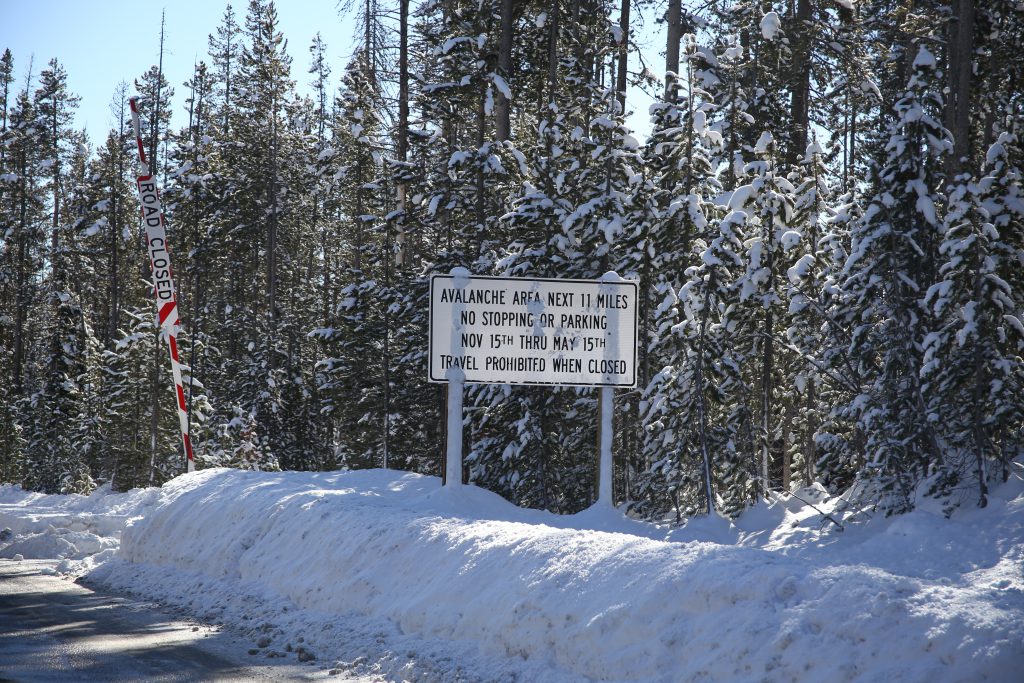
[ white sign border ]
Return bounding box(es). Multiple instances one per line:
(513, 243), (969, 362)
(427, 273), (639, 388)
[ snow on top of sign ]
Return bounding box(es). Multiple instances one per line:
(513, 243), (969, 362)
(448, 266), (472, 287)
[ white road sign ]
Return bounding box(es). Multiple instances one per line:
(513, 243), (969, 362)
(429, 273), (638, 387)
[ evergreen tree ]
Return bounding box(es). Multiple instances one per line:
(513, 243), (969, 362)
(840, 44), (948, 513)
(921, 134), (1024, 509)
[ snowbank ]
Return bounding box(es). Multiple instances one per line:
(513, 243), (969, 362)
(0, 483), (162, 574)
(65, 468), (1024, 683)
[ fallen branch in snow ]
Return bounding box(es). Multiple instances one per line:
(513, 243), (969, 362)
(770, 487), (845, 532)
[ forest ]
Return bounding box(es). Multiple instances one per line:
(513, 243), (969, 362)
(0, 0), (1021, 521)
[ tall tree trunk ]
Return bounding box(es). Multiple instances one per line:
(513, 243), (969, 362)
(952, 0), (974, 173)
(495, 0), (514, 141)
(696, 274), (717, 516)
(970, 270), (988, 507)
(760, 306), (775, 496)
(365, 0), (376, 84)
(664, 0), (682, 102)
(13, 149), (29, 395)
(149, 12), (166, 174)
(804, 381), (817, 485)
(615, 0), (630, 115)
(546, 0), (560, 105)
(148, 15), (167, 477)
(787, 0), (813, 167)
(781, 396), (797, 491)
(267, 92), (279, 349)
(474, 85), (487, 261)
(396, 0), (410, 265)
(149, 337), (160, 485)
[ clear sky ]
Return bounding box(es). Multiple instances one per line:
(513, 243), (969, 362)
(0, 0), (358, 146)
(1, 0), (657, 147)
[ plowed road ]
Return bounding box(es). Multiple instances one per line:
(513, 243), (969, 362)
(0, 560), (367, 682)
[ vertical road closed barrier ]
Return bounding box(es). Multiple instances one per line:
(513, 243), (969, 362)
(129, 97), (195, 474)
(428, 268), (638, 505)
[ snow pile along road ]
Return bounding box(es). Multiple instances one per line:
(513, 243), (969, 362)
(66, 467), (1024, 683)
(0, 483), (163, 575)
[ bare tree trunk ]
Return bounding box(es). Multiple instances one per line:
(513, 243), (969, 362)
(267, 92), (279, 348)
(760, 306), (775, 496)
(787, 0), (813, 167)
(149, 11), (166, 173)
(108, 90), (128, 345)
(396, 0), (410, 265)
(615, 0), (630, 115)
(13, 136), (30, 395)
(970, 251), (989, 506)
(149, 337), (160, 485)
(474, 86), (487, 261)
(495, 0), (514, 141)
(804, 381), (817, 485)
(696, 277), (717, 516)
(546, 0), (560, 105)
(664, 0), (682, 102)
(952, 0), (974, 171)
(781, 397), (797, 491)
(365, 0), (376, 84)
(148, 14), (168, 479)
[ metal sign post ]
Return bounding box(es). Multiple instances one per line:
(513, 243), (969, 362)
(429, 270), (638, 504)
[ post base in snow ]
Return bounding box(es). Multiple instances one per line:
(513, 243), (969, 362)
(597, 386), (614, 506)
(444, 380), (464, 487)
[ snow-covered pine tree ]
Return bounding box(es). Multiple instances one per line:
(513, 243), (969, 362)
(0, 51), (42, 481)
(204, 0), (319, 471)
(783, 139), (849, 491)
(19, 59), (96, 494)
(23, 283), (97, 495)
(635, 32), (726, 518)
(314, 48), (392, 471)
(921, 134), (1024, 509)
(720, 130), (800, 508)
(23, 193), (101, 494)
(839, 43), (949, 514)
(228, 412), (280, 471)
(642, 205), (747, 519)
(95, 306), (180, 488)
(463, 2), (584, 509)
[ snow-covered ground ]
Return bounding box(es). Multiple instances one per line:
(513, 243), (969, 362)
(2, 467), (1022, 683)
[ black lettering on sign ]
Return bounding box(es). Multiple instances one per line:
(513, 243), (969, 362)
(481, 311), (534, 327)
(559, 313), (607, 330)
(512, 290), (541, 305)
(440, 354), (478, 370)
(547, 291), (573, 307)
(519, 334), (547, 350)
(553, 336), (577, 351)
(440, 288), (506, 305)
(552, 357), (582, 373)
(485, 356), (546, 372)
(596, 293), (630, 309)
(587, 359), (627, 375)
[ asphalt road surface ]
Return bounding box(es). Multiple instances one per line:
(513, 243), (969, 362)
(0, 560), (370, 682)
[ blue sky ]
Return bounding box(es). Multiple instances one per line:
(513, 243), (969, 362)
(1, 0), (657, 146)
(0, 0), (357, 145)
